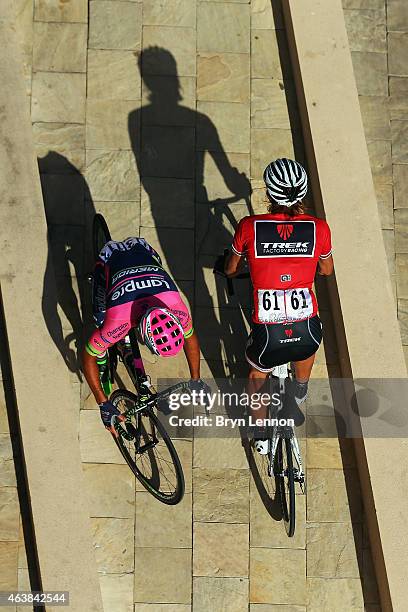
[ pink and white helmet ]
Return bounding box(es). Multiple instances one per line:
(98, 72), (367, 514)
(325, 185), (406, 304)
(139, 308), (184, 357)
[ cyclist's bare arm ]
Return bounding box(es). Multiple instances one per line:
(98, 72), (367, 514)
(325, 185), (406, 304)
(82, 348), (107, 404)
(183, 331), (200, 380)
(318, 255), (334, 276)
(224, 252), (245, 277)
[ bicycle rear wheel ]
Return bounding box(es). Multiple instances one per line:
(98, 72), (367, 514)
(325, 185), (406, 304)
(276, 436), (296, 537)
(93, 213), (111, 260)
(111, 389), (185, 505)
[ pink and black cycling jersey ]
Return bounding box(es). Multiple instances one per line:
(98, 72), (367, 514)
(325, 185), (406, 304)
(87, 237), (193, 357)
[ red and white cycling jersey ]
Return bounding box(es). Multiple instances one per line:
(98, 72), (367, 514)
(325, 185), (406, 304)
(232, 213), (332, 324)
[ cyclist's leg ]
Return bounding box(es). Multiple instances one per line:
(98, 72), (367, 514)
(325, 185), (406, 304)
(245, 325), (275, 427)
(290, 315), (322, 404)
(293, 353), (315, 382)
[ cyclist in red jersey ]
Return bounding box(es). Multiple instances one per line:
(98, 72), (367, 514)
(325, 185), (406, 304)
(225, 158), (334, 453)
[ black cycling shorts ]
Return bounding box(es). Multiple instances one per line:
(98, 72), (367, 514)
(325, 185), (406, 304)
(245, 315), (322, 372)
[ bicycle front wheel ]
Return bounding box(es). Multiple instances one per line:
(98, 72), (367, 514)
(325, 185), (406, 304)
(276, 436), (296, 537)
(111, 389), (185, 505)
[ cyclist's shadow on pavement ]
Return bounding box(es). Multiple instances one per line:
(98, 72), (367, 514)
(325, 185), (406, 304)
(128, 46), (252, 382)
(39, 151), (95, 381)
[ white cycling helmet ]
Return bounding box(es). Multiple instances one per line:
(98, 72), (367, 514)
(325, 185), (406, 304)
(263, 158), (308, 206)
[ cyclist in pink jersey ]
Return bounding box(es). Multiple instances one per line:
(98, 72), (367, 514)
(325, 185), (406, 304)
(82, 237), (205, 432)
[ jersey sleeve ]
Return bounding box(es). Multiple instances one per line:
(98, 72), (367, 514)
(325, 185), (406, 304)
(231, 217), (248, 256)
(319, 221), (332, 259)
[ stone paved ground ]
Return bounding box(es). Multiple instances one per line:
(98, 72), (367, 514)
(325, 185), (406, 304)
(5, 0), (408, 609)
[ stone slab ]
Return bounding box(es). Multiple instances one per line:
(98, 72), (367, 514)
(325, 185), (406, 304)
(0, 488), (19, 541)
(391, 120), (408, 163)
(194, 439), (248, 470)
(343, 9), (386, 53)
(250, 547), (306, 605)
(197, 101), (250, 154)
(307, 522), (362, 578)
(197, 53), (250, 103)
(251, 78), (295, 130)
(252, 29), (290, 80)
(89, 1), (142, 51)
(141, 77), (196, 125)
(393, 164), (408, 209)
(193, 577), (248, 612)
(34, 0), (87, 23)
(88, 49), (141, 100)
(134, 606), (190, 612)
(134, 547), (191, 604)
(196, 150), (250, 203)
(31, 71), (86, 123)
(350, 51), (388, 96)
(251, 0), (284, 30)
(139, 226), (194, 280)
(197, 3), (250, 54)
(135, 492), (192, 548)
(86, 150), (140, 201)
(141, 178), (194, 228)
(193, 522), (249, 577)
(139, 125), (195, 178)
(143, 0), (196, 27)
(342, 0), (383, 7)
(0, 541), (18, 590)
(194, 306), (250, 362)
(358, 96), (390, 141)
(0, 435), (16, 486)
(99, 573), (133, 612)
(93, 201), (140, 239)
(396, 254), (408, 299)
(366, 139), (392, 184)
(307, 468), (362, 523)
(388, 32), (408, 77)
(142, 26), (196, 77)
(86, 99), (135, 149)
(398, 299), (408, 343)
(387, 0), (408, 30)
(193, 468), (249, 522)
(395, 209), (408, 253)
(80, 409), (126, 464)
(34, 123), (85, 174)
(91, 517), (134, 574)
(307, 577), (364, 610)
(373, 181), (394, 229)
(82, 463), (135, 518)
(250, 485), (306, 549)
(195, 198), (250, 255)
(33, 22), (87, 72)
(0, 387), (9, 434)
(251, 129), (295, 180)
(307, 436), (356, 469)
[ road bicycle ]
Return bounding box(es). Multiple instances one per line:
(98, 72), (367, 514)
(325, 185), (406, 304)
(214, 253), (306, 536)
(91, 214), (188, 504)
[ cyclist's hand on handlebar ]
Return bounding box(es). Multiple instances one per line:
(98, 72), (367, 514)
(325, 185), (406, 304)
(99, 400), (124, 435)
